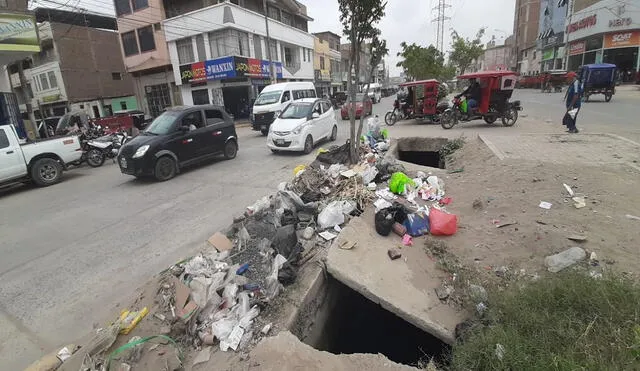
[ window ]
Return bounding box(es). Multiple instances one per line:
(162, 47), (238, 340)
(0, 0), (7, 8)
(182, 111), (204, 128)
(269, 40), (278, 61)
(320, 56), (325, 70)
(112, 72), (123, 80)
(281, 91), (290, 102)
(209, 29), (250, 58)
(321, 101), (331, 113)
(533, 50), (537, 59)
(307, 89), (316, 98)
(40, 74), (50, 90)
(308, 49), (312, 62)
(191, 89), (209, 105)
(0, 129), (9, 149)
(254, 35), (262, 59)
(120, 102), (127, 110)
(154, 23), (162, 31)
(205, 109), (224, 125)
(121, 31), (139, 56)
(302, 48), (306, 62)
(177, 38), (195, 64)
(47, 71), (57, 88)
(132, 0), (148, 11)
(292, 90), (304, 100)
(267, 6), (280, 21)
(115, 0), (131, 16)
(281, 11), (292, 26)
(195, 34), (206, 61)
(137, 26), (155, 52)
(283, 46), (293, 66)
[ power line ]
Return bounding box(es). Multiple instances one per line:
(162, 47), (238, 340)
(431, 0), (450, 54)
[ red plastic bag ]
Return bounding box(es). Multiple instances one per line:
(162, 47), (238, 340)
(429, 208), (457, 236)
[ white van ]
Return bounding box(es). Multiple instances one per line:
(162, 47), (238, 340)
(366, 82), (382, 104)
(252, 82), (317, 135)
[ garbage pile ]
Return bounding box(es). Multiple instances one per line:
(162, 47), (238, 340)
(373, 169), (459, 255)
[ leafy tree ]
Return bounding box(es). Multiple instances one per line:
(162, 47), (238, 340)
(396, 42), (445, 80)
(338, 0), (387, 162)
(449, 28), (486, 74)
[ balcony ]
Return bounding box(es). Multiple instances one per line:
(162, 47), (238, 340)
(163, 2), (314, 49)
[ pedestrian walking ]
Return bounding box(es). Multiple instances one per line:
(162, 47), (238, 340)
(563, 71), (583, 133)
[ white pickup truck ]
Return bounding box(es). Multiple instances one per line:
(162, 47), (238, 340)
(0, 124), (83, 187)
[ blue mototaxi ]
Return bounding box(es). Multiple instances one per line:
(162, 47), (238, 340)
(580, 63), (617, 102)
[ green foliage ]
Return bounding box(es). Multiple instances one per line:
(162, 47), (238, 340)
(449, 28), (486, 75)
(396, 42), (445, 80)
(451, 272), (640, 370)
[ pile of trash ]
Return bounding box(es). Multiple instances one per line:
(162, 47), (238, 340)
(373, 169), (459, 252)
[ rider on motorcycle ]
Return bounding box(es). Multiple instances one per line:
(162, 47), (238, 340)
(456, 78), (481, 114)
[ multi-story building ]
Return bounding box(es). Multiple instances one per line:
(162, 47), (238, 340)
(565, 0), (639, 81)
(513, 0), (541, 74)
(162, 0), (314, 119)
(115, 0), (182, 118)
(313, 31), (342, 95)
(536, 0), (568, 71)
(340, 43), (370, 89)
(6, 8), (135, 119)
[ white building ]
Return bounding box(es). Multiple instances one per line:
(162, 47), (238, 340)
(163, 0), (314, 111)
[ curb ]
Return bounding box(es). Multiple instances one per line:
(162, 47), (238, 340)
(235, 121), (252, 128)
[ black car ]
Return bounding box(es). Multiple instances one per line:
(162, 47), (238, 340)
(330, 92), (347, 108)
(117, 105), (238, 181)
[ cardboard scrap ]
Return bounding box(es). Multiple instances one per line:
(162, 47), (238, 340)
(207, 232), (233, 252)
(172, 277), (199, 321)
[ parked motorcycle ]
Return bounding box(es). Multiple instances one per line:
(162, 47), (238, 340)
(384, 98), (449, 126)
(86, 131), (129, 167)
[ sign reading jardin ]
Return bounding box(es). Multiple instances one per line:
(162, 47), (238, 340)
(180, 56), (282, 84)
(0, 13), (39, 52)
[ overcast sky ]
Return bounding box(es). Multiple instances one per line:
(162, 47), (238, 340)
(35, 0), (516, 76)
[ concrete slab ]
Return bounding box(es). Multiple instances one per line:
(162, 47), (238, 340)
(250, 331), (417, 370)
(325, 208), (463, 344)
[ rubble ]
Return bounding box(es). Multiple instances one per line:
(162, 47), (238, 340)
(545, 247), (587, 273)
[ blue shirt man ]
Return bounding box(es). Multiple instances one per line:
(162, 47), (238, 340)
(564, 74), (583, 133)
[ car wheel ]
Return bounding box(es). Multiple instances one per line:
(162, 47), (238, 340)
(154, 156), (177, 181)
(303, 135), (313, 154)
(330, 125), (338, 141)
(86, 148), (105, 167)
(224, 140), (238, 160)
(31, 158), (63, 187)
(260, 129), (268, 136)
(271, 149), (279, 154)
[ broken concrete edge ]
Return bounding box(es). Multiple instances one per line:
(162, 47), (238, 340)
(477, 134), (506, 161)
(325, 262), (456, 345)
(386, 138), (451, 174)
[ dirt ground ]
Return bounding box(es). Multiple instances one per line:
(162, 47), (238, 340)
(439, 137), (640, 278)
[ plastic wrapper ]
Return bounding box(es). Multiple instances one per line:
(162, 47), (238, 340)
(361, 165), (379, 184)
(184, 254), (211, 277)
(222, 284), (238, 305)
(212, 317), (237, 341)
(403, 212), (430, 237)
(247, 196), (270, 214)
(429, 208), (457, 236)
(317, 200), (356, 229)
(389, 172), (415, 195)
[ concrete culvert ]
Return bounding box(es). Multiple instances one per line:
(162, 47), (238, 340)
(395, 137), (450, 169)
(299, 276), (451, 368)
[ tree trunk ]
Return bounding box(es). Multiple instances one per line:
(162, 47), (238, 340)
(357, 63), (377, 144)
(348, 26), (359, 164)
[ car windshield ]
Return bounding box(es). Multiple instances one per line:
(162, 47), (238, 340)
(280, 102), (312, 119)
(254, 91), (282, 106)
(346, 94), (366, 103)
(144, 111), (181, 135)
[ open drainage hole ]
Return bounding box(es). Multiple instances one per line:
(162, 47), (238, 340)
(304, 276), (451, 367)
(396, 137), (450, 169)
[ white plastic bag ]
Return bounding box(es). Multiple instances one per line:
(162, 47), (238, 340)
(567, 108), (578, 119)
(247, 196), (270, 214)
(317, 200), (356, 229)
(361, 165), (379, 184)
(211, 317), (237, 341)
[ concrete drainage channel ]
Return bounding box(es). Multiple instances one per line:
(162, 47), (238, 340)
(292, 274), (451, 367)
(395, 137), (451, 169)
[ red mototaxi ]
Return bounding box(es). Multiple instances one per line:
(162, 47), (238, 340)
(441, 70), (522, 129)
(340, 93), (373, 120)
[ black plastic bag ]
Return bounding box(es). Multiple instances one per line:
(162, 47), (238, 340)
(272, 225), (298, 259)
(375, 209), (395, 236)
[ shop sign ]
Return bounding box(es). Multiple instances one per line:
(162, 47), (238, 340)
(42, 94), (61, 103)
(542, 49), (555, 61)
(0, 13), (40, 52)
(609, 18), (632, 28)
(314, 69), (330, 81)
(179, 56), (282, 84)
(567, 14), (597, 34)
(569, 41), (586, 55)
(604, 30), (640, 48)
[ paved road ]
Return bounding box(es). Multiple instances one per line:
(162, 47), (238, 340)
(0, 102), (392, 369)
(2, 87), (638, 368)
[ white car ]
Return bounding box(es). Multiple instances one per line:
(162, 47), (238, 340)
(267, 98), (338, 154)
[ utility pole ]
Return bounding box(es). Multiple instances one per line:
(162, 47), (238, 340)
(16, 61), (37, 139)
(262, 0), (276, 84)
(431, 0), (451, 54)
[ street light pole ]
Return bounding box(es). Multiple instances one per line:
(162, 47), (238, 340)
(262, 0), (276, 84)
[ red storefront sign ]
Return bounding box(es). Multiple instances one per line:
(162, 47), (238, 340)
(567, 14), (597, 34)
(568, 41), (586, 56)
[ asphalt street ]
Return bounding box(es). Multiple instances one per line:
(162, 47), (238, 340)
(0, 100), (390, 369)
(1, 86), (638, 369)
